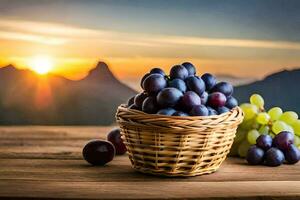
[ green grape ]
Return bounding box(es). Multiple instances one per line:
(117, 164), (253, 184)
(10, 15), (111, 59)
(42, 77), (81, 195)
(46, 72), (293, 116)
(258, 126), (270, 135)
(229, 142), (240, 157)
(279, 111), (298, 125)
(269, 132), (276, 138)
(235, 129), (247, 143)
(285, 124), (294, 134)
(240, 103), (258, 121)
(292, 120), (300, 136)
(239, 118), (255, 130)
(252, 121), (260, 130)
(272, 121), (288, 134)
(238, 140), (251, 158)
(294, 135), (300, 147)
(250, 94), (264, 109)
(256, 112), (270, 125)
(268, 107), (283, 121)
(247, 129), (260, 144)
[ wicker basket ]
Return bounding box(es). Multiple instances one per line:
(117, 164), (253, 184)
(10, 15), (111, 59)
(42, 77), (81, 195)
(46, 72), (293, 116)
(116, 105), (244, 177)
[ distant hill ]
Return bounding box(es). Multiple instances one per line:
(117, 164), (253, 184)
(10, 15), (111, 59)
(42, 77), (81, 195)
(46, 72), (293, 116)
(215, 74), (256, 86)
(0, 62), (136, 125)
(235, 68), (300, 113)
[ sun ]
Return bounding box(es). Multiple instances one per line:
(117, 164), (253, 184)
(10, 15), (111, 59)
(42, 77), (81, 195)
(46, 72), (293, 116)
(30, 55), (53, 75)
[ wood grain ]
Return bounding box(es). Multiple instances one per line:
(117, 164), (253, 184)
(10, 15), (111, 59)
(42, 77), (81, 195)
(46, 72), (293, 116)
(1, 126), (300, 200)
(0, 158), (299, 182)
(0, 126), (114, 159)
(0, 126), (114, 139)
(1, 180), (300, 200)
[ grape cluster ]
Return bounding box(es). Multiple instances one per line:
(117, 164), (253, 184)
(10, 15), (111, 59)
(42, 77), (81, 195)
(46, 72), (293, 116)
(246, 131), (300, 166)
(230, 94), (300, 159)
(126, 62), (238, 116)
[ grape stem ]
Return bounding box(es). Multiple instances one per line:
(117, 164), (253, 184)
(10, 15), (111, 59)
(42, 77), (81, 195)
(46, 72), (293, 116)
(259, 107), (265, 112)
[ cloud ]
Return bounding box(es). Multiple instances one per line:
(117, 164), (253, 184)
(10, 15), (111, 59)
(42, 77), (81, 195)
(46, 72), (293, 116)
(1, 18), (300, 50)
(0, 19), (99, 45)
(0, 30), (67, 45)
(148, 35), (300, 50)
(0, 19), (101, 37)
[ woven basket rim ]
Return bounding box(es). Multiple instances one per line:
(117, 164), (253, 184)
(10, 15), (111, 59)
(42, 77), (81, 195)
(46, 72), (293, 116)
(117, 104), (242, 120)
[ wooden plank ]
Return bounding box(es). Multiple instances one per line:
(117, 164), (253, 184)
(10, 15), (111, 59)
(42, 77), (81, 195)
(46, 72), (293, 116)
(1, 126), (300, 199)
(0, 126), (115, 139)
(0, 147), (82, 159)
(0, 180), (300, 200)
(0, 126), (115, 159)
(0, 158), (299, 182)
(0, 139), (83, 159)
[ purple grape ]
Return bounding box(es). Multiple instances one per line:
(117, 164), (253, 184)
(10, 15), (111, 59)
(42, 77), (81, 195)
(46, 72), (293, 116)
(172, 111), (189, 116)
(142, 96), (158, 114)
(200, 91), (208, 105)
(265, 147), (285, 167)
(181, 91), (201, 111)
(143, 74), (167, 94)
(168, 78), (187, 93)
(246, 145), (265, 165)
(217, 106), (230, 114)
(207, 92), (227, 108)
(285, 144), (300, 164)
(107, 129), (126, 155)
(190, 105), (209, 116)
(134, 92), (148, 109)
(211, 82), (233, 97)
(150, 67), (165, 76)
(127, 96), (135, 107)
(185, 76), (206, 96)
(201, 73), (217, 91)
(225, 96), (238, 109)
(273, 131), (294, 151)
(83, 140), (115, 166)
(156, 88), (183, 108)
(207, 107), (218, 116)
(181, 62), (196, 76)
(256, 135), (273, 150)
(140, 73), (150, 89)
(157, 108), (176, 116)
(170, 65), (189, 80)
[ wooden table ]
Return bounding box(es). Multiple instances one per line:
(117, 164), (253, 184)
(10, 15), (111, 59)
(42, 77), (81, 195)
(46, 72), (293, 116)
(1, 126), (300, 200)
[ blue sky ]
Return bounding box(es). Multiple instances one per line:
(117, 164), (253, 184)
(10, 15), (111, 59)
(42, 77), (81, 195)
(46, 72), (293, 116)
(1, 0), (300, 41)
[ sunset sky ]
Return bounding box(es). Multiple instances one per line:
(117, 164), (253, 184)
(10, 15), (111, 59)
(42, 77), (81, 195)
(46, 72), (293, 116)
(0, 0), (300, 85)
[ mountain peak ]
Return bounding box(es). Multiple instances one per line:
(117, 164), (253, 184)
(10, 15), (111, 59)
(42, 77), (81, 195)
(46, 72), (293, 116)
(265, 68), (300, 81)
(2, 64), (17, 71)
(85, 61), (117, 82)
(96, 61), (109, 69)
(90, 61), (109, 73)
(0, 64), (22, 77)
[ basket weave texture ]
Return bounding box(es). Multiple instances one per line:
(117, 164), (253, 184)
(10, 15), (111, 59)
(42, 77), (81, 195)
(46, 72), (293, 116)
(116, 105), (244, 177)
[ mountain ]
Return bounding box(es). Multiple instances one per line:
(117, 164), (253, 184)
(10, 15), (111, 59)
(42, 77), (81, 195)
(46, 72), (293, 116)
(0, 62), (136, 125)
(234, 68), (300, 113)
(215, 74), (256, 86)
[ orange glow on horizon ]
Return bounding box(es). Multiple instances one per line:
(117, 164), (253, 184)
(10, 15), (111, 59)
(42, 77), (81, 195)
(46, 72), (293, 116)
(1, 56), (300, 82)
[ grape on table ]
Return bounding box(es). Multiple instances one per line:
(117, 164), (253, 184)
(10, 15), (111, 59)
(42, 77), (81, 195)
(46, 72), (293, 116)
(83, 140), (115, 166)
